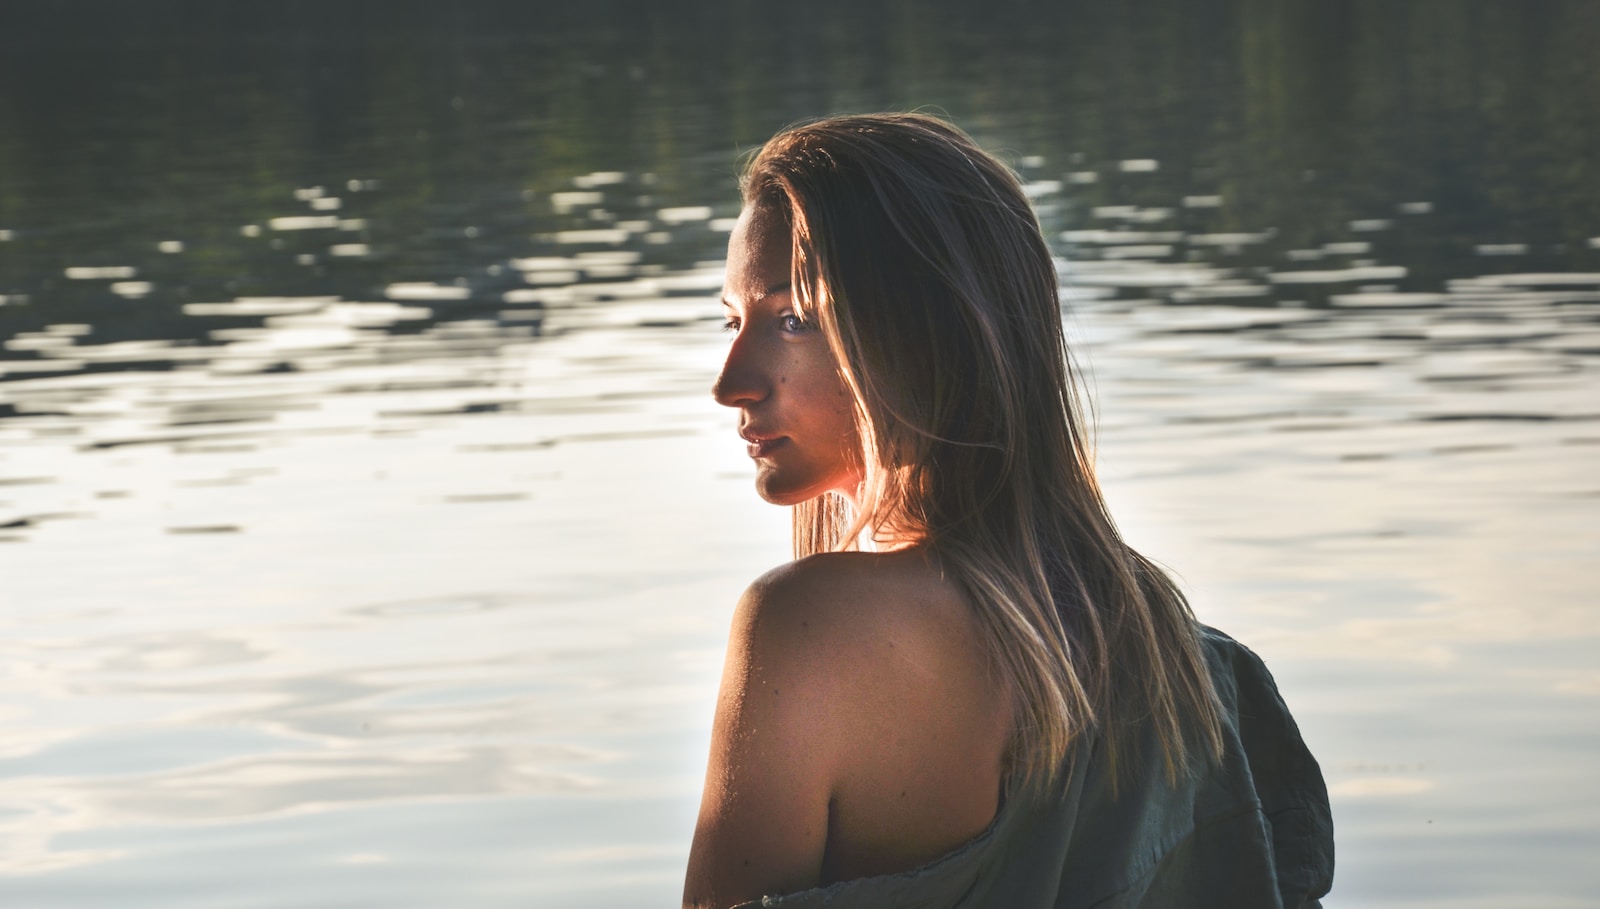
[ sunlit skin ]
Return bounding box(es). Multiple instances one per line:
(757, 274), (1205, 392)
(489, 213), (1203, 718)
(711, 208), (861, 506)
(684, 208), (1013, 909)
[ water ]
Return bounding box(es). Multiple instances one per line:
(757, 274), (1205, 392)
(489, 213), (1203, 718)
(3, 4), (1599, 906)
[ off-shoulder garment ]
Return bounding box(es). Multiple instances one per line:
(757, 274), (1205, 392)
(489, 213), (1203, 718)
(735, 626), (1334, 909)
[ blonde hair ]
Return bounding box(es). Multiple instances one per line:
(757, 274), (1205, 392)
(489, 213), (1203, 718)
(742, 113), (1222, 788)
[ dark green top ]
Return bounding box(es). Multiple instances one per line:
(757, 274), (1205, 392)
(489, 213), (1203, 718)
(735, 626), (1334, 909)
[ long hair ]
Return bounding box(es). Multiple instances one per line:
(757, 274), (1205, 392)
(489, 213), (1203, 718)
(741, 113), (1223, 789)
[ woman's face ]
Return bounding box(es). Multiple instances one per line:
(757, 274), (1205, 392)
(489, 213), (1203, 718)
(713, 206), (863, 506)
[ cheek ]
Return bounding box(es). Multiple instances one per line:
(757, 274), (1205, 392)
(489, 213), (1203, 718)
(785, 347), (857, 437)
(827, 387), (861, 450)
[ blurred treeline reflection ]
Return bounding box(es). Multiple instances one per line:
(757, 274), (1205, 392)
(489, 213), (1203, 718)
(2, 0), (1597, 333)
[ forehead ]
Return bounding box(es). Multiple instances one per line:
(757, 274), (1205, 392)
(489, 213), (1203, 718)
(724, 205), (792, 299)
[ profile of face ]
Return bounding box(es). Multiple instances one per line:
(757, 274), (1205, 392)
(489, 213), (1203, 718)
(713, 205), (863, 506)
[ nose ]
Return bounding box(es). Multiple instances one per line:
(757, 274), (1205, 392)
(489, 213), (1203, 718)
(712, 328), (768, 408)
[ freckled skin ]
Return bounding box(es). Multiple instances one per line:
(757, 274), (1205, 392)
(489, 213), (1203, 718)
(712, 208), (862, 506)
(684, 551), (1013, 909)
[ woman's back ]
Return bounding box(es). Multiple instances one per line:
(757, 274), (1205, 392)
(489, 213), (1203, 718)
(717, 627), (1336, 909)
(685, 548), (1012, 905)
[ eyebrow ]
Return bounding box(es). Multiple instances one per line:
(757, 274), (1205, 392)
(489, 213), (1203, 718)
(721, 282), (793, 307)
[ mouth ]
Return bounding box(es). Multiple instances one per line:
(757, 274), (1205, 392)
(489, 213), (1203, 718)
(740, 429), (786, 459)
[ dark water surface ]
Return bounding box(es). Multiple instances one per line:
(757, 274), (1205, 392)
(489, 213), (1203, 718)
(2, 3), (1598, 907)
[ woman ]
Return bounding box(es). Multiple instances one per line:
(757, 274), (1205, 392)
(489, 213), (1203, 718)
(685, 114), (1333, 909)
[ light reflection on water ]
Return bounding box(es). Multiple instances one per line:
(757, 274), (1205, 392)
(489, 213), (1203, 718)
(4, 127), (1600, 909)
(1, 281), (773, 902)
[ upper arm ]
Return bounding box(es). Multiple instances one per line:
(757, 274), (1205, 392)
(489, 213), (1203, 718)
(683, 569), (846, 909)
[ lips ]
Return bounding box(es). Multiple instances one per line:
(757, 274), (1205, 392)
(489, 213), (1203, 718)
(739, 428), (786, 459)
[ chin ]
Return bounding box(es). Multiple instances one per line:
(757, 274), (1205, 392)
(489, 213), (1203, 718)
(754, 466), (857, 508)
(753, 467), (822, 507)
(753, 480), (813, 507)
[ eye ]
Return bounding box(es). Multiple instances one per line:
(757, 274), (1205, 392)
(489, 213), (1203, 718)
(780, 313), (811, 333)
(721, 317), (740, 334)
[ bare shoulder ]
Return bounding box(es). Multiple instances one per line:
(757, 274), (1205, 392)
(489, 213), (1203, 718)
(729, 549), (995, 723)
(687, 548), (1012, 905)
(736, 548), (1013, 878)
(736, 548), (980, 662)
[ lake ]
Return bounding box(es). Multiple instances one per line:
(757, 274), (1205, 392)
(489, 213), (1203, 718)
(2, 3), (1598, 906)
